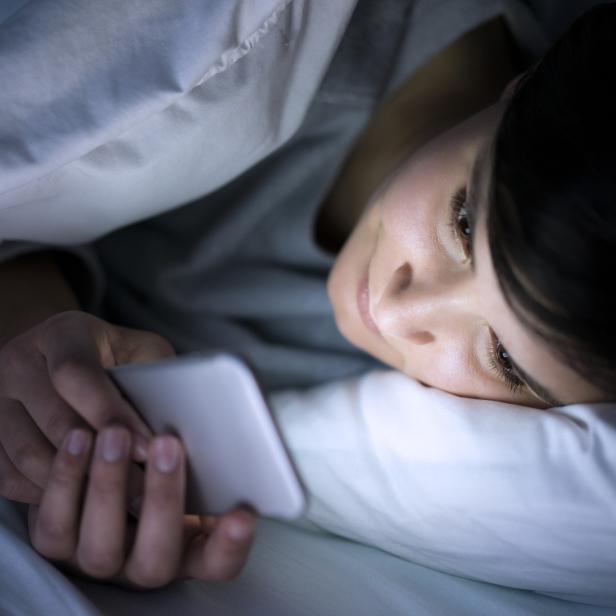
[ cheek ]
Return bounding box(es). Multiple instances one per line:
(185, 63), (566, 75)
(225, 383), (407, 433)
(397, 336), (471, 389)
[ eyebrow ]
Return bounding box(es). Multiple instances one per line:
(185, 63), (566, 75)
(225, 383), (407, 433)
(468, 148), (564, 408)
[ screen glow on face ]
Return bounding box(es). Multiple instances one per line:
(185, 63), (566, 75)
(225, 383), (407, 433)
(328, 102), (604, 407)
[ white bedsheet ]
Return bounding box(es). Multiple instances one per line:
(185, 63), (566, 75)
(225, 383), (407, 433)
(0, 497), (612, 616)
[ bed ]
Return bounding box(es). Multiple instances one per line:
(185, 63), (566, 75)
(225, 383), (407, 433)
(1, 1), (614, 614)
(1, 498), (612, 616)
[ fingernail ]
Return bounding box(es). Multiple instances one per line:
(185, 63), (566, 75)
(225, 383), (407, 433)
(66, 430), (89, 457)
(227, 520), (252, 541)
(99, 427), (130, 463)
(152, 437), (180, 473)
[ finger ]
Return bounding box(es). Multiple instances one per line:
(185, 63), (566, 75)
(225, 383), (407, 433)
(30, 429), (93, 560)
(107, 326), (176, 365)
(42, 317), (151, 458)
(181, 507), (257, 581)
(0, 344), (87, 452)
(0, 443), (42, 503)
(76, 426), (131, 579)
(123, 436), (185, 588)
(0, 397), (57, 489)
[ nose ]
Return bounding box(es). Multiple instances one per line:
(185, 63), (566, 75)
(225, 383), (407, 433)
(372, 262), (472, 342)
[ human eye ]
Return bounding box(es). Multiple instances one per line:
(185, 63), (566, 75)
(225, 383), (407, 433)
(448, 187), (472, 258)
(487, 331), (525, 394)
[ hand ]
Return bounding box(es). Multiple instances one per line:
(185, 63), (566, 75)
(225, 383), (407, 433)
(28, 426), (257, 587)
(0, 310), (175, 503)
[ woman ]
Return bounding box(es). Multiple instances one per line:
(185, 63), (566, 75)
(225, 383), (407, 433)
(0, 0), (613, 598)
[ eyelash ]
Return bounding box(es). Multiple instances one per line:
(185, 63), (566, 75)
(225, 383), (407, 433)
(487, 333), (525, 394)
(448, 187), (472, 257)
(448, 187), (525, 394)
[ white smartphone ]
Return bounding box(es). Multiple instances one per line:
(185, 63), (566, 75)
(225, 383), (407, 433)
(108, 352), (307, 519)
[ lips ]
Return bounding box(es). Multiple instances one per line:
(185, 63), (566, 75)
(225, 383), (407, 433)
(357, 270), (381, 336)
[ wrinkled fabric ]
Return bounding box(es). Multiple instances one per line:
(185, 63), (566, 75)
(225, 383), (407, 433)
(0, 0), (356, 243)
(0, 0), (614, 614)
(2, 498), (612, 616)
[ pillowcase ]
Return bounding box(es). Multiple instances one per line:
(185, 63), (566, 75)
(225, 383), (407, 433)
(0, 0), (356, 244)
(271, 370), (616, 607)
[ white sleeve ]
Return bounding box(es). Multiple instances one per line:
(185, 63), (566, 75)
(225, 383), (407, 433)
(271, 371), (616, 607)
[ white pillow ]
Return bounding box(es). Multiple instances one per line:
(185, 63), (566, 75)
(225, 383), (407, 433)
(271, 371), (616, 607)
(0, 0), (356, 244)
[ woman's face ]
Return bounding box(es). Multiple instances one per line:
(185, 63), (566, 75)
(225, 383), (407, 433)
(328, 100), (603, 407)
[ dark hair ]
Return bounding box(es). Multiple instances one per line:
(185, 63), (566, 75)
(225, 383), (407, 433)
(487, 3), (616, 399)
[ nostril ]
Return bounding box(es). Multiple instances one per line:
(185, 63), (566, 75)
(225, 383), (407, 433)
(408, 331), (434, 345)
(374, 262), (414, 335)
(392, 262), (412, 293)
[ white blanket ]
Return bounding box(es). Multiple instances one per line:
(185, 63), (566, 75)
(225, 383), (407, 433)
(0, 0), (355, 244)
(1, 0), (614, 612)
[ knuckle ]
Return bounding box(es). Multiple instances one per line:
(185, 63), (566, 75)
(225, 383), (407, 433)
(50, 455), (82, 487)
(147, 484), (180, 510)
(79, 394), (116, 428)
(87, 402), (115, 428)
(52, 364), (115, 425)
(0, 459), (44, 502)
(33, 516), (75, 560)
(5, 441), (52, 489)
(36, 516), (71, 545)
(88, 472), (126, 500)
(143, 332), (176, 359)
(42, 412), (75, 447)
(12, 440), (43, 473)
(128, 563), (174, 589)
(0, 473), (22, 501)
(77, 544), (124, 579)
